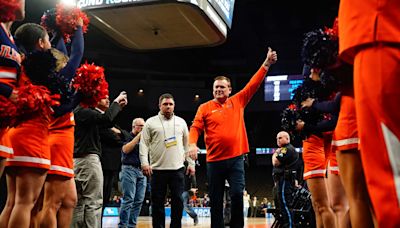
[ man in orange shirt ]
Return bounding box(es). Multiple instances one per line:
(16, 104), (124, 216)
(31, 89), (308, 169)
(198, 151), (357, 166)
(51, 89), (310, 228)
(187, 47), (277, 228)
(339, 0), (400, 227)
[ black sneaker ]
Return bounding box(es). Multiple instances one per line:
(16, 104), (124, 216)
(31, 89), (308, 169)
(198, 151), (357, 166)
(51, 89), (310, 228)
(194, 216), (199, 226)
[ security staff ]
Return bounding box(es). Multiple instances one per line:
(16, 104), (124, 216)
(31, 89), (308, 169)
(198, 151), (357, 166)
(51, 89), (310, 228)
(272, 131), (299, 228)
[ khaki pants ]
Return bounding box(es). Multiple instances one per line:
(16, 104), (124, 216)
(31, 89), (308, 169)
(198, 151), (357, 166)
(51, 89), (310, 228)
(71, 154), (103, 228)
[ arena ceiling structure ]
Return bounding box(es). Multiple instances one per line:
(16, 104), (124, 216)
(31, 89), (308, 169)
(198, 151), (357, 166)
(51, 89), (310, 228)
(22, 0), (339, 78)
(78, 0), (229, 50)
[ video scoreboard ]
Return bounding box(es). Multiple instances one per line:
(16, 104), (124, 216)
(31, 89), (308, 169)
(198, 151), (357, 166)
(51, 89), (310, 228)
(264, 74), (303, 102)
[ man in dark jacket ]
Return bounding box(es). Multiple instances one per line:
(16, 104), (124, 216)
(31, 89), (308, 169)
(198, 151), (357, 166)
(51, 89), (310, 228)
(71, 91), (127, 228)
(97, 108), (130, 210)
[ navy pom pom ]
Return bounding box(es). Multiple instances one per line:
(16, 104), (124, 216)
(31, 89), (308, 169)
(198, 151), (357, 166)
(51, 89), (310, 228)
(41, 8), (59, 34)
(301, 29), (338, 70)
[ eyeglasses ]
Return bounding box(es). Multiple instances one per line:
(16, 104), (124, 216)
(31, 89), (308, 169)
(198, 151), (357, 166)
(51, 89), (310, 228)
(134, 125), (144, 127)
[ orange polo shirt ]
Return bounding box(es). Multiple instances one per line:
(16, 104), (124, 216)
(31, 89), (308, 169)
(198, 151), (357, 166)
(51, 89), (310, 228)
(189, 66), (267, 162)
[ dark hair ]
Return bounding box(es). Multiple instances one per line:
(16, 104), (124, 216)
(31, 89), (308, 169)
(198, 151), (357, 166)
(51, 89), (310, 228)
(22, 49), (56, 86)
(214, 76), (231, 87)
(158, 93), (174, 105)
(15, 23), (47, 54)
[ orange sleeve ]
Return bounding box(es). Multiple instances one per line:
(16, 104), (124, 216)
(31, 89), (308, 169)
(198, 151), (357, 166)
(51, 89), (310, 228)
(189, 104), (205, 144)
(234, 66), (267, 106)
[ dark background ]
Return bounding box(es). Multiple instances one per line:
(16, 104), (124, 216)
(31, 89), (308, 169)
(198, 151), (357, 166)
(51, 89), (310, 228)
(10, 0), (339, 198)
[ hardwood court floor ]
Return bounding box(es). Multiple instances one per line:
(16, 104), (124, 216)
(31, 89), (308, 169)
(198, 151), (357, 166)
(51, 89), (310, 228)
(102, 216), (274, 228)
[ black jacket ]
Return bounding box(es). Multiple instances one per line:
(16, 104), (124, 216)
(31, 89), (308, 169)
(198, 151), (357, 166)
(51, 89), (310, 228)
(99, 125), (130, 171)
(73, 102), (122, 158)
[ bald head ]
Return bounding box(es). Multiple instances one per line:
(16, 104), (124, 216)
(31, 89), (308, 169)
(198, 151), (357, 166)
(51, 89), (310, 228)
(276, 131), (290, 147)
(132, 118), (145, 134)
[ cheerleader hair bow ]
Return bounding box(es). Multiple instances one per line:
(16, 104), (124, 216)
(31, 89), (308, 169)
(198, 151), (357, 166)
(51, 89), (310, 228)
(72, 62), (109, 108)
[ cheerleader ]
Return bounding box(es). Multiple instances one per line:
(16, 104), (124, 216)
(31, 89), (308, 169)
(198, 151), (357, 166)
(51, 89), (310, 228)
(330, 68), (374, 228)
(300, 21), (373, 227)
(296, 24), (349, 228)
(294, 76), (337, 228)
(0, 23), (55, 228)
(37, 13), (85, 227)
(302, 63), (374, 228)
(0, 0), (24, 177)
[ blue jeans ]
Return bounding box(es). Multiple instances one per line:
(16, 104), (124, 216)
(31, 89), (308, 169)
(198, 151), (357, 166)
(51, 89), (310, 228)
(118, 165), (147, 228)
(182, 191), (197, 219)
(207, 155), (245, 228)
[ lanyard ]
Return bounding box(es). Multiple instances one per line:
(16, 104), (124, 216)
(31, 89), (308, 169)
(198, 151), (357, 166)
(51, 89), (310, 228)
(158, 114), (175, 139)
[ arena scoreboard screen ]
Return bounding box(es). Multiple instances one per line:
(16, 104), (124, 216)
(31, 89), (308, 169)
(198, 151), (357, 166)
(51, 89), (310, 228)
(77, 0), (156, 10)
(264, 75), (303, 102)
(207, 0), (235, 27)
(77, 0), (235, 28)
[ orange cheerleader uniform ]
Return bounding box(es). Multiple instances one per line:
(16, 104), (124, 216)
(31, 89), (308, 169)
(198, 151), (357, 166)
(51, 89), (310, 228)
(302, 134), (326, 180)
(0, 22), (22, 159)
(0, 128), (13, 158)
(332, 95), (358, 152)
(6, 115), (51, 169)
(324, 132), (339, 175)
(47, 112), (75, 177)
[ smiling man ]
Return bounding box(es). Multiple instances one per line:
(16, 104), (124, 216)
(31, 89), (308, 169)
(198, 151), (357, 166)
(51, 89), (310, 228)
(188, 47), (277, 228)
